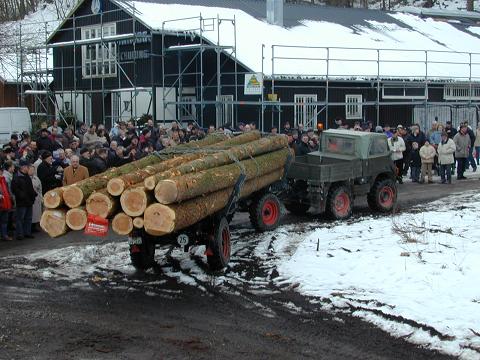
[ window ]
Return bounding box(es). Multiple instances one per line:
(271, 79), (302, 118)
(444, 84), (480, 100)
(383, 84), (427, 99)
(325, 136), (355, 155)
(81, 23), (117, 78)
(216, 95), (233, 128)
(345, 94), (362, 120)
(111, 92), (120, 124)
(294, 94), (317, 129)
(369, 137), (388, 156)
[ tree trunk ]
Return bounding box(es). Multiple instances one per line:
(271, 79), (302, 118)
(44, 188), (64, 209)
(143, 131), (263, 190)
(112, 212), (133, 235)
(120, 185), (153, 217)
(155, 148), (291, 204)
(60, 133), (228, 208)
(40, 209), (68, 238)
(133, 217), (144, 229)
(144, 169), (283, 236)
(107, 153), (204, 196)
(85, 190), (118, 219)
(66, 207), (87, 231)
(145, 135), (288, 191)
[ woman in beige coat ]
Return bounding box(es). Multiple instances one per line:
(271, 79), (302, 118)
(419, 140), (436, 183)
(437, 131), (456, 184)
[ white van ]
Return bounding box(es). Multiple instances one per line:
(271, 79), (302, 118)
(0, 107), (32, 144)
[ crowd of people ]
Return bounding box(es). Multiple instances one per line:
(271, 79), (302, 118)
(0, 115), (477, 242)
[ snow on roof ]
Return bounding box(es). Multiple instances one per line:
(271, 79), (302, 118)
(117, 0), (480, 81)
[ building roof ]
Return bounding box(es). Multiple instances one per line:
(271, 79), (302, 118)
(111, 0), (480, 80)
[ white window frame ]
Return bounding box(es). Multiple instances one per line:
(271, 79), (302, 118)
(179, 95), (197, 121)
(444, 84), (480, 100)
(81, 23), (117, 79)
(111, 92), (120, 124)
(382, 84), (428, 99)
(294, 94), (317, 128)
(345, 94), (363, 120)
(216, 94), (233, 128)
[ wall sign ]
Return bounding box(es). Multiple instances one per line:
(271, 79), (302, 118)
(244, 73), (263, 95)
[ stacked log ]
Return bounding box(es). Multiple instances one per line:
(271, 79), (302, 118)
(40, 131), (290, 238)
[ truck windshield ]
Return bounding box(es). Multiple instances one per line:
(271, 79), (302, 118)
(325, 136), (355, 155)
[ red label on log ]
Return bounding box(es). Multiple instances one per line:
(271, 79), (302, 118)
(84, 214), (109, 237)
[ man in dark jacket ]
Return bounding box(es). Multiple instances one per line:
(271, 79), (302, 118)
(465, 122), (477, 172)
(37, 128), (55, 152)
(89, 147), (108, 176)
(37, 151), (62, 195)
(295, 134), (311, 156)
(11, 159), (37, 240)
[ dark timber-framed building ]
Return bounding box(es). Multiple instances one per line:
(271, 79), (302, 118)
(46, 0), (480, 130)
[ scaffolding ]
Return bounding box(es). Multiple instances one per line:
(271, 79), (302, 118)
(2, 6), (479, 132)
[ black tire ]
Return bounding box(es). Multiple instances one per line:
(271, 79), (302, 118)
(249, 193), (282, 232)
(326, 185), (352, 220)
(207, 217), (231, 271)
(284, 202), (310, 216)
(367, 178), (397, 213)
(129, 233), (155, 271)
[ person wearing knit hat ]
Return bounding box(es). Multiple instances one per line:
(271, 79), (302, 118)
(37, 150), (61, 195)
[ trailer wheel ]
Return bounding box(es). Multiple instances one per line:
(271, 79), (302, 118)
(284, 202), (310, 216)
(207, 217), (231, 271)
(326, 185), (352, 220)
(367, 178), (397, 213)
(130, 233), (155, 271)
(249, 193), (282, 232)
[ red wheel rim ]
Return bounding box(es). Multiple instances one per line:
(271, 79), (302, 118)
(379, 186), (394, 208)
(334, 192), (350, 216)
(262, 200), (279, 226)
(221, 227), (230, 259)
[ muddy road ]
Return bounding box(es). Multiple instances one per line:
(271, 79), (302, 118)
(1, 179), (475, 359)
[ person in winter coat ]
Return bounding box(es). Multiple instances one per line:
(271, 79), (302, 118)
(11, 159), (37, 240)
(295, 134), (311, 156)
(28, 164), (42, 231)
(409, 142), (421, 183)
(388, 129), (406, 184)
(474, 125), (480, 166)
(419, 140), (436, 183)
(37, 151), (62, 195)
(37, 128), (55, 152)
(0, 165), (13, 241)
(89, 147), (108, 176)
(453, 125), (471, 180)
(63, 155), (89, 186)
(437, 131), (456, 184)
(464, 122), (477, 172)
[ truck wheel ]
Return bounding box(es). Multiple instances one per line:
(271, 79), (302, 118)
(249, 193), (282, 232)
(368, 178), (397, 213)
(326, 185), (352, 220)
(207, 217), (231, 271)
(284, 202), (310, 216)
(130, 233), (155, 271)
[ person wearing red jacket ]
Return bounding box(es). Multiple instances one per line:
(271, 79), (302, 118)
(0, 164), (13, 241)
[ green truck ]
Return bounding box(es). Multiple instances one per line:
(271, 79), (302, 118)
(283, 129), (398, 219)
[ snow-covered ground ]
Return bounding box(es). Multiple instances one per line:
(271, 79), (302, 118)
(2, 190), (480, 358)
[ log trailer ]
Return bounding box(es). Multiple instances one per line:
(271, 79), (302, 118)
(127, 130), (397, 272)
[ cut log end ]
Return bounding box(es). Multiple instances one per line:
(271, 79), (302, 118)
(86, 192), (115, 219)
(107, 178), (125, 196)
(133, 217), (144, 229)
(66, 208), (88, 231)
(43, 189), (64, 209)
(112, 212), (133, 235)
(40, 210), (67, 238)
(144, 203), (176, 236)
(154, 180), (178, 204)
(63, 186), (84, 208)
(120, 187), (149, 217)
(144, 175), (156, 190)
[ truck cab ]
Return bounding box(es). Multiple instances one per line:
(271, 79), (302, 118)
(284, 129), (397, 219)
